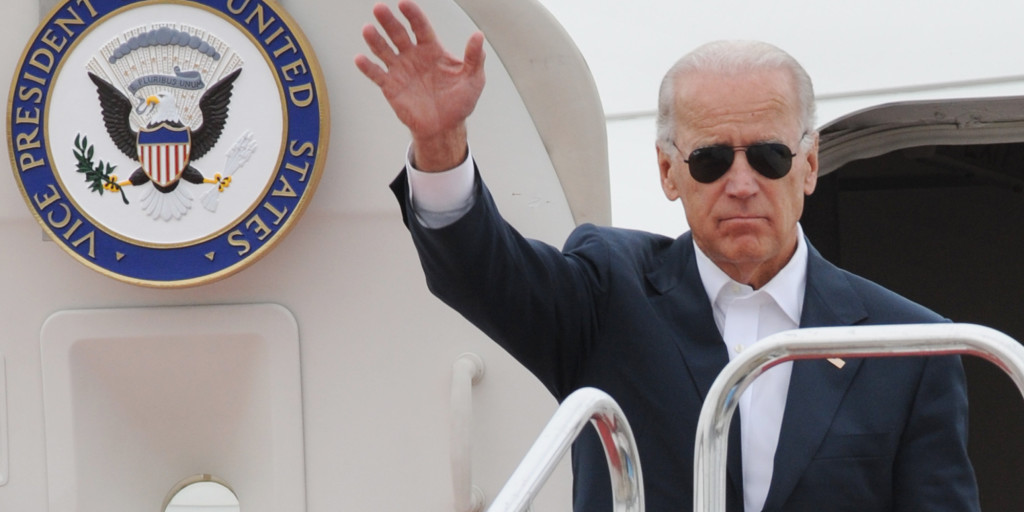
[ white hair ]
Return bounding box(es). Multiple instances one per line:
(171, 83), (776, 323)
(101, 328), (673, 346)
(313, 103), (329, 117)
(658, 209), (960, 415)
(655, 40), (817, 152)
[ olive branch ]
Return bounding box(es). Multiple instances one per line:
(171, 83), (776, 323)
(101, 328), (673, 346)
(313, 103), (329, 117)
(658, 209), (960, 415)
(73, 134), (128, 205)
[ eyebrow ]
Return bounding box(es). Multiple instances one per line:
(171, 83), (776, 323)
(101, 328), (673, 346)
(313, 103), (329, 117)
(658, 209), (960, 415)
(692, 136), (788, 150)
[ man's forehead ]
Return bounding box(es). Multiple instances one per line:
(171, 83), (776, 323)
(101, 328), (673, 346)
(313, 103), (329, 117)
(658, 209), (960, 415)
(674, 69), (801, 141)
(676, 66), (795, 95)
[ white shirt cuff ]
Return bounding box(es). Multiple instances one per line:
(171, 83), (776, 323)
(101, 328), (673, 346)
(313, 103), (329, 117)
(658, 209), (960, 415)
(406, 143), (476, 228)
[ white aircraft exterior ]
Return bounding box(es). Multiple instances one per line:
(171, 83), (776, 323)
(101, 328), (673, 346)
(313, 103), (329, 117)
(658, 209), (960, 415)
(1, 1), (1022, 511)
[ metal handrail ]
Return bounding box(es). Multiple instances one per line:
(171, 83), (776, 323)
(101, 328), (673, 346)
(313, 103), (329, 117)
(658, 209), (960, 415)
(487, 387), (645, 512)
(693, 323), (1024, 512)
(451, 353), (486, 512)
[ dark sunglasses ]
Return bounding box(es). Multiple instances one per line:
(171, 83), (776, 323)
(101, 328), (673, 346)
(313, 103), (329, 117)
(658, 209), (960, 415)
(674, 140), (799, 183)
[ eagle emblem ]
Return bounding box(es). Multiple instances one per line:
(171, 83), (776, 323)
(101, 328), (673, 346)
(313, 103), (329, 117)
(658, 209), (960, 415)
(9, 3), (327, 287)
(85, 68), (243, 219)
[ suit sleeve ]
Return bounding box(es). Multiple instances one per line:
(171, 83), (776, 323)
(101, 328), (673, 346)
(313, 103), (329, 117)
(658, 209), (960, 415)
(390, 167), (610, 399)
(892, 353), (980, 511)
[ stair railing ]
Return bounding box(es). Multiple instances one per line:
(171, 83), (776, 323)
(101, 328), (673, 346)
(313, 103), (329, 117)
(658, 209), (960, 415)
(451, 353), (487, 512)
(693, 323), (1024, 512)
(487, 387), (644, 512)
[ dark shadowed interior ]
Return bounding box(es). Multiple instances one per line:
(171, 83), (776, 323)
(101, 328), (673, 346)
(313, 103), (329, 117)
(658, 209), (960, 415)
(804, 138), (1024, 511)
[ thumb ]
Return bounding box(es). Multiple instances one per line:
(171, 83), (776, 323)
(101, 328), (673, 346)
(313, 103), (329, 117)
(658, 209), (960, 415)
(463, 32), (486, 75)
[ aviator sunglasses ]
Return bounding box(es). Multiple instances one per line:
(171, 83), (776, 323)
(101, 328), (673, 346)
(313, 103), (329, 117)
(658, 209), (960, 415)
(674, 137), (804, 184)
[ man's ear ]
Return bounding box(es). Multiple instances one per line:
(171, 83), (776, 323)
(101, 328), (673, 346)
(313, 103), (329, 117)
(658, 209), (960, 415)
(802, 133), (820, 196)
(658, 144), (681, 201)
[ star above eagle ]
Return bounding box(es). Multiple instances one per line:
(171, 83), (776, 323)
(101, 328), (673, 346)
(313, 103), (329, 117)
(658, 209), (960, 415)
(87, 68), (241, 195)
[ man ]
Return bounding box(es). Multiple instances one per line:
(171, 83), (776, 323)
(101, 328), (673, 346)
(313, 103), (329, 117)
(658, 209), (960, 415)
(355, 2), (980, 511)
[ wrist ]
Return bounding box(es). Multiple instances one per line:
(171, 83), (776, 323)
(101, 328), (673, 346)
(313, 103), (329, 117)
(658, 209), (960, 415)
(412, 124), (468, 172)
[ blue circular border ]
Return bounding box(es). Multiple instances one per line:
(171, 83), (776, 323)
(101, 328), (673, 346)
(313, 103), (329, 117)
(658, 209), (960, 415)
(8, 0), (328, 286)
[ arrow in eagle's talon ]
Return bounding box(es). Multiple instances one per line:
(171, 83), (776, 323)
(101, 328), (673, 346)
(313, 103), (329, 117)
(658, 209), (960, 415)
(206, 173), (232, 192)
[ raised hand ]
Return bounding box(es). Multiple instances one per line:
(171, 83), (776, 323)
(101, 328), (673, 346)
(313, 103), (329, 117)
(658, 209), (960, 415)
(355, 1), (486, 171)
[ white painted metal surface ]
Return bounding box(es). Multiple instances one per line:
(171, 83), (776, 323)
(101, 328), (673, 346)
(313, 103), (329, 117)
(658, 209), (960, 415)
(0, 354), (7, 487)
(1, 0), (597, 510)
(451, 353), (486, 512)
(5, 0), (1023, 511)
(39, 304), (305, 512)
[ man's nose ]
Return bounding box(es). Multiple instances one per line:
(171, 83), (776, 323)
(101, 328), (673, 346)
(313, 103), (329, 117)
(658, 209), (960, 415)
(723, 151), (760, 197)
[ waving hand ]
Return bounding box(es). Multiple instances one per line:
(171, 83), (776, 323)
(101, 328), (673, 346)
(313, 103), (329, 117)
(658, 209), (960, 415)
(355, 1), (486, 171)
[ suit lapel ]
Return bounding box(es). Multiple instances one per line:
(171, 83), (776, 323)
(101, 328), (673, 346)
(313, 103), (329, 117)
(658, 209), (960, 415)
(645, 234), (728, 399)
(645, 233), (744, 504)
(762, 243), (869, 511)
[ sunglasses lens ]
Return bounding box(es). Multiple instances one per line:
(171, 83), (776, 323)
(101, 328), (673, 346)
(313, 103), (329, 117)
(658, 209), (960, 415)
(746, 143), (794, 179)
(684, 142), (796, 182)
(686, 146), (735, 183)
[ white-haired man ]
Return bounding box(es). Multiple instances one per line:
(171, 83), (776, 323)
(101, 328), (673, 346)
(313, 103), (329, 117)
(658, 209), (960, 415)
(356, 2), (980, 510)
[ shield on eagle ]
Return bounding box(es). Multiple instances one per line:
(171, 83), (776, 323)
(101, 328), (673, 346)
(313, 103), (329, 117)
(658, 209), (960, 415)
(137, 123), (192, 187)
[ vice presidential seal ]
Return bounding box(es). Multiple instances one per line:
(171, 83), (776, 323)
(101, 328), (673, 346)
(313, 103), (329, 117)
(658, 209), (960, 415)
(8, 0), (329, 287)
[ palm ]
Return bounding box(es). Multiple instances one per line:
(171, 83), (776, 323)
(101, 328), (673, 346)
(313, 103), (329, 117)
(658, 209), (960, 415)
(356, 1), (485, 140)
(378, 38), (483, 138)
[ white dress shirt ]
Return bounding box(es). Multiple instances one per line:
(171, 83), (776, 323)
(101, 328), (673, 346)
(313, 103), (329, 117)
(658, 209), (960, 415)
(694, 229), (807, 512)
(406, 146), (809, 511)
(404, 144), (475, 228)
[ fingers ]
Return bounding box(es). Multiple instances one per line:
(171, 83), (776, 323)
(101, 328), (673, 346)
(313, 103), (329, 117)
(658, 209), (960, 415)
(353, 53), (387, 87)
(359, 2), (429, 71)
(360, 22), (397, 66)
(398, 0), (437, 46)
(355, 1), (486, 87)
(374, 2), (415, 51)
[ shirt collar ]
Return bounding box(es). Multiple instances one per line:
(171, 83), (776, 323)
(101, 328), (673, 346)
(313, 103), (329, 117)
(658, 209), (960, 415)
(694, 224), (808, 326)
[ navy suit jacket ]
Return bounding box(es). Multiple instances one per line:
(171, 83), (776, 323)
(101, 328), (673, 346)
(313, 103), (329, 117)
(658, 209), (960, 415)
(392, 169), (979, 512)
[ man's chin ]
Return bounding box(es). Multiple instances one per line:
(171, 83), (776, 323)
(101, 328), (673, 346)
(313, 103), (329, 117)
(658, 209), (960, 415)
(712, 238), (775, 265)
